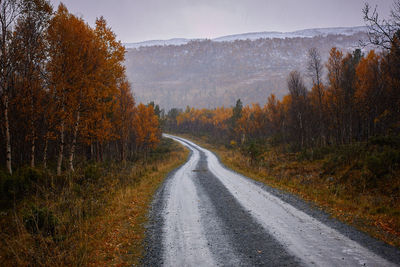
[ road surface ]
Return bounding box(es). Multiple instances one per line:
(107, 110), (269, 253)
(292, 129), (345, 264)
(142, 135), (400, 266)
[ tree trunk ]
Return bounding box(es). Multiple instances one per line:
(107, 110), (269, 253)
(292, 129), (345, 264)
(3, 94), (12, 175)
(90, 142), (94, 161)
(43, 134), (48, 169)
(298, 112), (304, 149)
(96, 141), (100, 162)
(57, 120), (64, 175)
(100, 143), (103, 162)
(69, 111), (80, 171)
(30, 131), (35, 168)
(121, 139), (126, 163)
(318, 87), (325, 146)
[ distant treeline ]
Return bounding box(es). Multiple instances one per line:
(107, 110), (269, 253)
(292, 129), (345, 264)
(0, 1), (160, 175)
(164, 39), (400, 149)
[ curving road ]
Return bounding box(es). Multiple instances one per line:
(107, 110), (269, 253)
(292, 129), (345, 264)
(143, 134), (400, 266)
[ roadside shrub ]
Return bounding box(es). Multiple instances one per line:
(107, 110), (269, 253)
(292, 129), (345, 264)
(296, 149), (310, 161)
(18, 167), (44, 184)
(365, 148), (400, 178)
(0, 167), (46, 203)
(241, 141), (264, 163)
(149, 138), (173, 160)
(366, 154), (386, 177)
(0, 172), (14, 202)
(369, 135), (400, 148)
(321, 144), (365, 175)
(84, 164), (101, 183)
(23, 205), (59, 237)
(322, 153), (342, 175)
(296, 145), (337, 162)
(287, 142), (301, 153)
(312, 146), (336, 160)
(267, 134), (284, 147)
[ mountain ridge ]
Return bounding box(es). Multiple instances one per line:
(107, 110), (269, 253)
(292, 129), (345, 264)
(123, 26), (367, 49)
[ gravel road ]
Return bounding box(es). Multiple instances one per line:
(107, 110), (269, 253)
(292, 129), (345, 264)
(142, 134), (400, 266)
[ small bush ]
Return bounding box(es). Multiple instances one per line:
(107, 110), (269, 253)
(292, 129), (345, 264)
(312, 146), (336, 160)
(23, 205), (59, 237)
(1, 174), (16, 201)
(369, 135), (400, 148)
(84, 164), (101, 182)
(267, 134), (283, 147)
(18, 167), (44, 184)
(296, 149), (311, 161)
(321, 144), (365, 175)
(296, 147), (333, 161)
(0, 167), (45, 202)
(366, 154), (387, 177)
(148, 138), (174, 161)
(365, 148), (400, 178)
(241, 141), (265, 163)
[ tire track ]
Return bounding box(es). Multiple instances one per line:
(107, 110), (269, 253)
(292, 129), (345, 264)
(143, 135), (400, 267)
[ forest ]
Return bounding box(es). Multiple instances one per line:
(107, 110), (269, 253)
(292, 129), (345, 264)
(167, 44), (399, 149)
(0, 1), (172, 265)
(0, 2), (161, 176)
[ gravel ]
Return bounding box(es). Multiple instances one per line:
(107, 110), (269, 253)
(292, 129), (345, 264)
(141, 135), (400, 266)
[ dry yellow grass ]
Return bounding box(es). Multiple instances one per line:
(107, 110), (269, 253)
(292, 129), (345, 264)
(84, 145), (188, 266)
(0, 140), (189, 266)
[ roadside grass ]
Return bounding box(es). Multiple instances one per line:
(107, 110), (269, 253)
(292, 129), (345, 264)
(177, 133), (400, 248)
(0, 138), (188, 266)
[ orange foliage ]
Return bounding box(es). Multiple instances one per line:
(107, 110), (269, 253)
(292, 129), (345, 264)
(133, 104), (160, 150)
(355, 50), (382, 116)
(3, 3), (161, 172)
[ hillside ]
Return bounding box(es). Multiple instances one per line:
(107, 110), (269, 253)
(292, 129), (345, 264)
(124, 27), (369, 109)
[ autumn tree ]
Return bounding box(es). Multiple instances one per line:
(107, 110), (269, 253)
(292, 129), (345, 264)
(307, 47), (325, 145)
(326, 47), (345, 144)
(113, 79), (135, 162)
(133, 103), (160, 157)
(230, 99), (243, 142)
(265, 94), (284, 138)
(355, 50), (384, 138)
(341, 49), (362, 142)
(12, 0), (52, 167)
(362, 1), (400, 136)
(47, 4), (105, 173)
(381, 33), (400, 134)
(211, 106), (232, 141)
(77, 16), (127, 163)
(287, 70), (308, 148)
(164, 108), (181, 132)
(0, 0), (23, 174)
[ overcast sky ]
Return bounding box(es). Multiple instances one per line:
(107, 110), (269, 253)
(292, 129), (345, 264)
(49, 0), (393, 43)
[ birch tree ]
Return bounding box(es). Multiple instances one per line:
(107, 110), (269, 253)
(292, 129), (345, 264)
(0, 0), (22, 174)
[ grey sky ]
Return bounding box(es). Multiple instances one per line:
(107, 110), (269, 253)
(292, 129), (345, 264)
(49, 0), (393, 43)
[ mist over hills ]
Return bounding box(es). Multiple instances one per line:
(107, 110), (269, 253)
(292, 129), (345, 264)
(124, 27), (369, 110)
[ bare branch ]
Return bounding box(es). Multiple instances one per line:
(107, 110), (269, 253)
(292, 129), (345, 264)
(363, 0), (400, 49)
(306, 47), (323, 87)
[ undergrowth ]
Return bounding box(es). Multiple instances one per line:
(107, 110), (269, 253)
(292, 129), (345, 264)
(0, 138), (188, 266)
